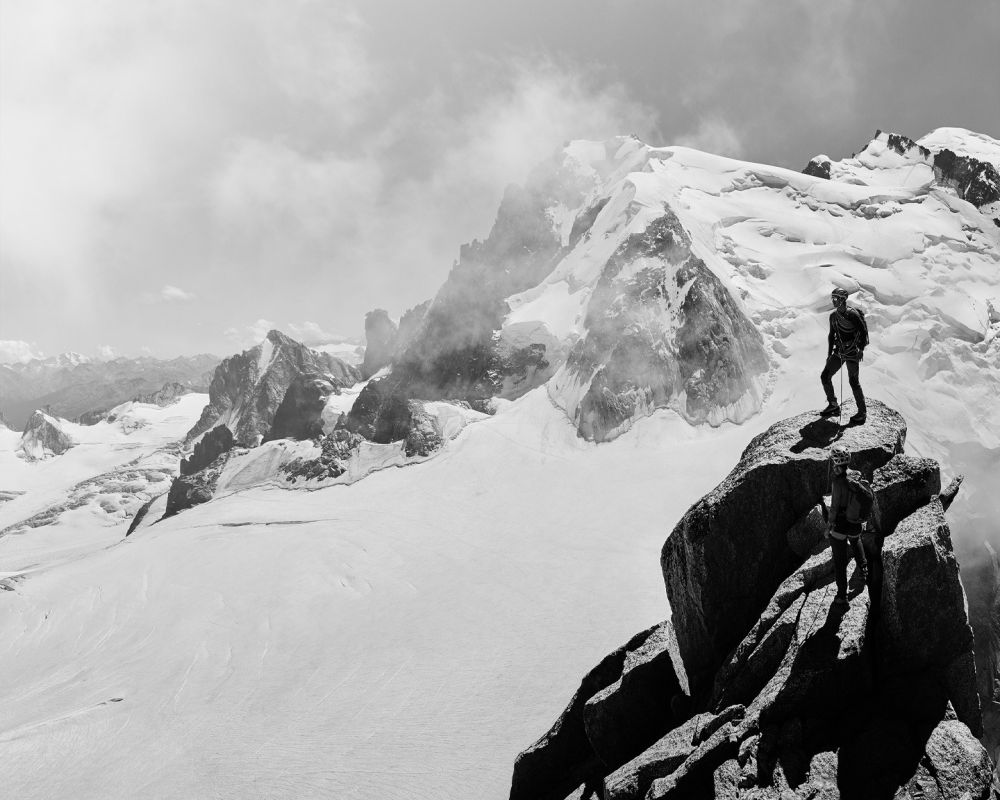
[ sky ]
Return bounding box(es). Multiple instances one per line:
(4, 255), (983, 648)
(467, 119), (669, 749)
(1, 0), (998, 363)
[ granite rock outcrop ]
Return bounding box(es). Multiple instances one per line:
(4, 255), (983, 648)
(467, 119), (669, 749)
(511, 403), (993, 799)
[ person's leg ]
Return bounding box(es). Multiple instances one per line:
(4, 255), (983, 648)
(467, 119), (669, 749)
(831, 535), (848, 600)
(821, 355), (842, 406)
(848, 535), (868, 583)
(847, 360), (866, 416)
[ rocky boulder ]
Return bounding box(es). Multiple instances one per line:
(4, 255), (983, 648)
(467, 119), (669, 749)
(361, 309), (397, 379)
(186, 329), (358, 447)
(265, 373), (338, 442)
(803, 156), (832, 179)
(880, 500), (981, 736)
(509, 621), (685, 800)
(661, 400), (905, 698)
(17, 410), (75, 461)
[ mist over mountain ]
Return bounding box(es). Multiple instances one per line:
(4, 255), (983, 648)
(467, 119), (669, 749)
(0, 353), (219, 429)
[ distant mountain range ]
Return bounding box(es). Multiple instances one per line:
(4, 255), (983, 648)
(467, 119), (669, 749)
(0, 353), (220, 429)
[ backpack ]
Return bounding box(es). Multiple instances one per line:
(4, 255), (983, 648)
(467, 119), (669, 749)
(850, 306), (870, 349)
(845, 475), (875, 524)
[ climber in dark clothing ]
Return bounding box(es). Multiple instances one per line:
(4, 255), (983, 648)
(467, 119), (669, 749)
(821, 287), (869, 425)
(825, 444), (869, 608)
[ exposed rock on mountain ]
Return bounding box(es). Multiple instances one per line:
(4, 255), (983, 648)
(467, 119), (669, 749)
(966, 541), (1000, 767)
(511, 403), (992, 799)
(266, 373), (338, 442)
(17, 410), (75, 461)
(361, 309), (397, 380)
(132, 381), (191, 407)
(180, 424), (234, 476)
(340, 378), (446, 457)
(662, 400), (905, 698)
(0, 353), (218, 430)
(395, 300), (431, 358)
(802, 156), (832, 179)
(165, 446), (237, 519)
(387, 163), (571, 402)
(554, 209), (769, 440)
(186, 330), (358, 447)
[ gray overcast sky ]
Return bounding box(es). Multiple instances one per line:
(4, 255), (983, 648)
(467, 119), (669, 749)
(1, 0), (998, 361)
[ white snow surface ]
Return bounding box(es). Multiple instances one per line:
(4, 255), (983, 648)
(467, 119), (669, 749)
(2, 128), (1000, 799)
(0, 394), (209, 573)
(1, 389), (761, 799)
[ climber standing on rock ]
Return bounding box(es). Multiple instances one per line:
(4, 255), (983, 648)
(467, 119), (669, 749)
(825, 444), (873, 608)
(821, 287), (869, 425)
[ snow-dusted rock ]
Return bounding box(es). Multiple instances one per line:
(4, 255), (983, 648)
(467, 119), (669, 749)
(17, 410), (74, 461)
(186, 329), (359, 447)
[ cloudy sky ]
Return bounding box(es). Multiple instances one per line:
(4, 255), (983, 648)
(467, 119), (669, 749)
(1, 0), (997, 362)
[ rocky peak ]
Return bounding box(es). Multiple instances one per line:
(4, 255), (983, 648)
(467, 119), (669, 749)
(185, 330), (359, 447)
(511, 402), (993, 798)
(17, 410), (74, 461)
(361, 309), (398, 380)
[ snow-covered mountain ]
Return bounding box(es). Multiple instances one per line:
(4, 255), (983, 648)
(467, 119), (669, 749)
(0, 127), (998, 799)
(0, 353), (219, 429)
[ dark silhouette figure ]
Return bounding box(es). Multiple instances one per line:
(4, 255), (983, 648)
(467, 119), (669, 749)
(821, 288), (869, 425)
(825, 444), (869, 607)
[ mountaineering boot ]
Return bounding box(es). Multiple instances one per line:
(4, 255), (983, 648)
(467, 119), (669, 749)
(833, 593), (849, 609)
(849, 411), (866, 425)
(821, 401), (840, 417)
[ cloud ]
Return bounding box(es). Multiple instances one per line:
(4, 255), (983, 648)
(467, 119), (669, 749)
(675, 118), (745, 158)
(285, 321), (347, 345)
(209, 57), (660, 311)
(0, 339), (43, 364)
(223, 319), (276, 350)
(97, 344), (116, 361)
(161, 285), (196, 302)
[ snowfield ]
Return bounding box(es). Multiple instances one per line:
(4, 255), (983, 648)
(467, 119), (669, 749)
(1, 389), (762, 800)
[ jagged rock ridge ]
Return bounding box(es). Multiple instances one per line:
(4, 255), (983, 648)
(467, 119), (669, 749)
(511, 402), (993, 799)
(185, 329), (359, 448)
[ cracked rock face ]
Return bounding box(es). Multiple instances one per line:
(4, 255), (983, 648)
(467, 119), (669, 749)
(661, 400), (905, 696)
(186, 329), (358, 448)
(265, 373), (338, 442)
(511, 404), (992, 800)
